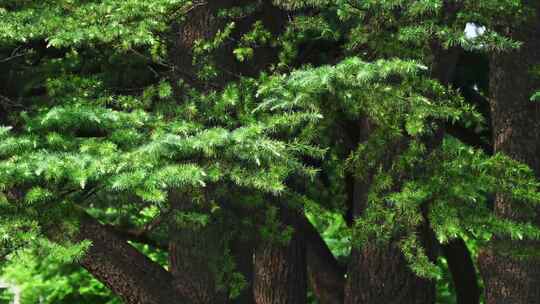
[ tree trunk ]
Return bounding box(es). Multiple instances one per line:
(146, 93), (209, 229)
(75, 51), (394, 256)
(78, 214), (182, 304)
(223, 198), (344, 304)
(478, 4), (540, 303)
(169, 221), (229, 304)
(166, 2), (263, 302)
(345, 243), (435, 304)
(253, 208), (307, 304)
(168, 191), (229, 304)
(169, 0), (286, 89)
(344, 177), (436, 304)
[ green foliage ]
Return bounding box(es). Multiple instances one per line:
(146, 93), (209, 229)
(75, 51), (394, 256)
(1, 252), (120, 304)
(1, 0), (540, 301)
(0, 289), (12, 304)
(531, 91), (540, 102)
(0, 240), (167, 304)
(0, 0), (190, 49)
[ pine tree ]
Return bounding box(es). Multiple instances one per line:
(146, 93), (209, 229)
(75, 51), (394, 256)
(1, 1), (540, 304)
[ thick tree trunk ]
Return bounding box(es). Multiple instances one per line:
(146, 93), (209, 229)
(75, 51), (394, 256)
(478, 5), (540, 303)
(345, 243), (435, 304)
(78, 214), (182, 304)
(168, 1), (229, 296)
(169, 0), (286, 88)
(225, 198), (344, 304)
(344, 177), (436, 304)
(169, 221), (229, 304)
(253, 237), (306, 304)
(168, 191), (229, 304)
(343, 116), (436, 304)
(253, 208), (307, 304)
(168, 1), (238, 89)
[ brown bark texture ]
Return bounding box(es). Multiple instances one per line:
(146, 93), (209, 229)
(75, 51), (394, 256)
(344, 178), (436, 304)
(345, 242), (435, 304)
(169, 221), (229, 304)
(478, 5), (540, 304)
(169, 0), (286, 89)
(78, 214), (181, 304)
(253, 209), (307, 304)
(168, 190), (229, 304)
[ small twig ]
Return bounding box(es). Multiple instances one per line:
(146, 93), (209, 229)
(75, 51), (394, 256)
(0, 46), (27, 63)
(147, 65), (160, 78)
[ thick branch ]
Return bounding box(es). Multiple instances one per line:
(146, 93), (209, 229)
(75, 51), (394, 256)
(441, 238), (480, 304)
(78, 214), (182, 304)
(254, 207), (307, 304)
(295, 215), (346, 304)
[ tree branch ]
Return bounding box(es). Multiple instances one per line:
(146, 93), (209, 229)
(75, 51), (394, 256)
(77, 214), (183, 304)
(0, 46), (27, 63)
(295, 214), (346, 304)
(441, 238), (480, 304)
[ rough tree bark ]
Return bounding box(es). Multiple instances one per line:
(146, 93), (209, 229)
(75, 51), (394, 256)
(168, 208), (229, 304)
(343, 111), (437, 304)
(253, 207), (307, 304)
(253, 235), (307, 304)
(167, 2), (262, 302)
(167, 186), (231, 304)
(478, 4), (540, 303)
(78, 214), (182, 304)
(230, 238), (256, 304)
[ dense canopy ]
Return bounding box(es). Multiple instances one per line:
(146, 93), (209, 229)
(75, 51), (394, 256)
(1, 1), (540, 304)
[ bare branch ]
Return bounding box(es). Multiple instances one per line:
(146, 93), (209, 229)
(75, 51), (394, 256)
(0, 46), (27, 63)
